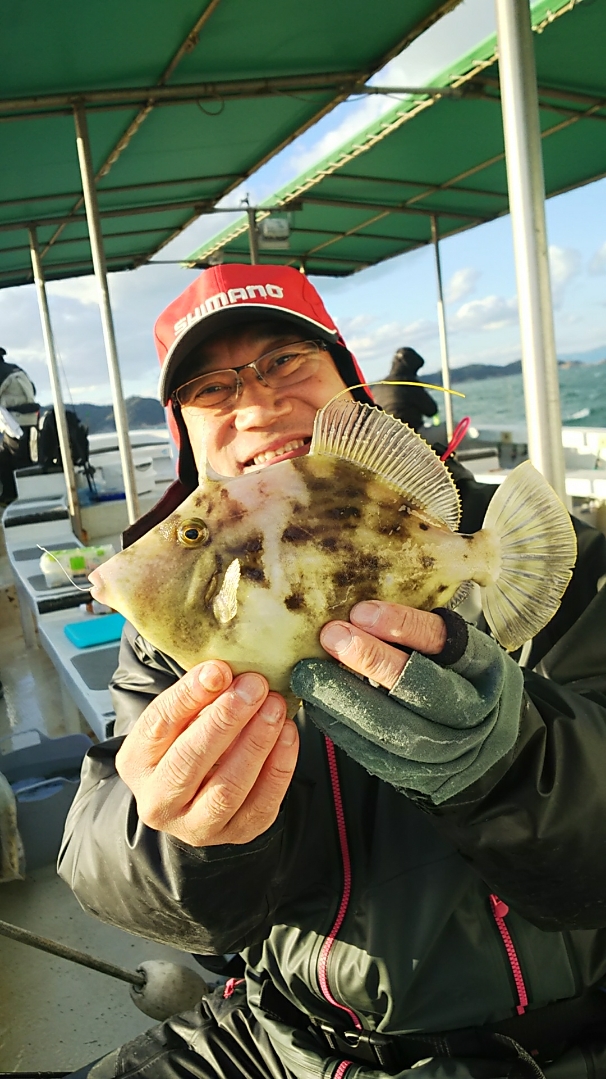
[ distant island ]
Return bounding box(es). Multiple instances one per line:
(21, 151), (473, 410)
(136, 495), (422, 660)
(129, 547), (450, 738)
(42, 396), (167, 435)
(425, 356), (605, 386)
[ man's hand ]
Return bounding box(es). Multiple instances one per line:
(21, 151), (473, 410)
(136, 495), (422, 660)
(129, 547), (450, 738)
(319, 602), (447, 690)
(116, 662), (299, 848)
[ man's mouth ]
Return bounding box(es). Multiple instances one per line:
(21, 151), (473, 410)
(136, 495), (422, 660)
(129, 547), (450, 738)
(244, 437), (311, 470)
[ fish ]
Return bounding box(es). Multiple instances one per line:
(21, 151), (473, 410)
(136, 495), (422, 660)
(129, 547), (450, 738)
(89, 400), (577, 714)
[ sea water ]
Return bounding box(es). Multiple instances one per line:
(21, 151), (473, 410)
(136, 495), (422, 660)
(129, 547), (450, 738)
(438, 362), (606, 430)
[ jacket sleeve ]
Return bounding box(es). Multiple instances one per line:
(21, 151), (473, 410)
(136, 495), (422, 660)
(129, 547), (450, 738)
(58, 624), (292, 953)
(425, 581), (606, 931)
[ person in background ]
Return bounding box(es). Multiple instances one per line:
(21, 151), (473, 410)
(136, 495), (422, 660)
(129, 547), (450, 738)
(0, 347), (39, 503)
(372, 345), (438, 431)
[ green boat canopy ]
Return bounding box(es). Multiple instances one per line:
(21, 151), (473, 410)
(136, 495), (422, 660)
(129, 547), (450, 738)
(0, 0), (461, 288)
(187, 0), (606, 276)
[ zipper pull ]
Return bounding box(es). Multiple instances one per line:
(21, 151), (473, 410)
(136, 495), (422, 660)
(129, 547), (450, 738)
(490, 894), (509, 919)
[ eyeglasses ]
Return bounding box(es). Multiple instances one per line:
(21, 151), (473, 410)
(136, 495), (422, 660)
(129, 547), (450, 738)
(175, 339), (329, 411)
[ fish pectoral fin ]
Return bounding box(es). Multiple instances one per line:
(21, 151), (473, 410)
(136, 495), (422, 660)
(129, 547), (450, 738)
(212, 558), (241, 625)
(310, 400), (460, 531)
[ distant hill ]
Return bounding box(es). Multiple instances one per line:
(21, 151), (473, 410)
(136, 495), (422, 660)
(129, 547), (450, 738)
(42, 396), (166, 434)
(425, 355), (605, 386)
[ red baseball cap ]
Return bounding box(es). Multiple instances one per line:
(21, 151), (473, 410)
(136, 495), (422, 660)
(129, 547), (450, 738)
(156, 264), (345, 406)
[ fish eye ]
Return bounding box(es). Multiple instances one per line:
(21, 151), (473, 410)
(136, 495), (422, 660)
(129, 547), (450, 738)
(177, 518), (210, 547)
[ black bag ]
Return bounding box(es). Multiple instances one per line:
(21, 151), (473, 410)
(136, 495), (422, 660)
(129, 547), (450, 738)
(37, 407), (90, 470)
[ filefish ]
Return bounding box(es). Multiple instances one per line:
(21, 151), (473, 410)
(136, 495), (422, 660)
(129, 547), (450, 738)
(89, 401), (576, 712)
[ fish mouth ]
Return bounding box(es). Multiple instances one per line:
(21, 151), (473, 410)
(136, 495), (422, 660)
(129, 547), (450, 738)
(88, 566), (106, 602)
(243, 436), (311, 472)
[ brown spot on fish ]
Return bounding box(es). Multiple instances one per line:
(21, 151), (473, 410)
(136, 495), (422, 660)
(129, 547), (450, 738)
(421, 555), (436, 570)
(282, 524), (311, 543)
(334, 565), (357, 587)
(325, 505), (361, 520)
(419, 522), (429, 532)
(241, 566), (266, 583)
(285, 592), (305, 610)
(321, 536), (338, 551)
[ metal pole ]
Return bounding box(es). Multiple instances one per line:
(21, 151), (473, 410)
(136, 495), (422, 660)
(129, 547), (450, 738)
(430, 215), (454, 443)
(247, 207), (259, 265)
(28, 227), (84, 540)
(495, 0), (566, 502)
(0, 917), (145, 987)
(73, 103), (140, 523)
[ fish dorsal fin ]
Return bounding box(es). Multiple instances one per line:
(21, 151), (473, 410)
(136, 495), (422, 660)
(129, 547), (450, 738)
(310, 400), (461, 531)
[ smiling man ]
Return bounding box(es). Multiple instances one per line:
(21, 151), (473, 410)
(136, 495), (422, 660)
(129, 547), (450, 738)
(60, 265), (606, 1079)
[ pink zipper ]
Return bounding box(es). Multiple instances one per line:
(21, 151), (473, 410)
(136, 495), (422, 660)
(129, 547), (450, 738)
(317, 736), (362, 1031)
(332, 1062), (353, 1079)
(489, 894), (528, 1015)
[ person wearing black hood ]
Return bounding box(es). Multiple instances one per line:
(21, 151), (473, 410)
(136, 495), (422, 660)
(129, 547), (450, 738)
(373, 346), (438, 431)
(59, 267), (606, 1079)
(0, 346), (39, 503)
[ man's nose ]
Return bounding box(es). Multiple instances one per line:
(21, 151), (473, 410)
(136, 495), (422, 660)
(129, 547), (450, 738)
(233, 370), (291, 423)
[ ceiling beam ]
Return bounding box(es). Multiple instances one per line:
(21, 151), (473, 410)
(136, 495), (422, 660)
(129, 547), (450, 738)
(296, 195), (491, 223)
(0, 174), (242, 211)
(39, 2), (225, 259)
(326, 171), (509, 200)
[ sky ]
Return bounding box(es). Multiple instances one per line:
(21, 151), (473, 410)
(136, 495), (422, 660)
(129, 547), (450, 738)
(1, 0), (605, 406)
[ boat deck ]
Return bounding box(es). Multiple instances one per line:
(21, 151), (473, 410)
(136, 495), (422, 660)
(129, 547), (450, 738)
(0, 531), (213, 1074)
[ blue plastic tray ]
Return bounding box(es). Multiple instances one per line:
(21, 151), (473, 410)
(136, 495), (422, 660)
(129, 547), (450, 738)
(63, 613), (125, 648)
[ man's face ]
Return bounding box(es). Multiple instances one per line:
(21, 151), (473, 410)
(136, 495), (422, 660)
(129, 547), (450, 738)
(177, 327), (351, 478)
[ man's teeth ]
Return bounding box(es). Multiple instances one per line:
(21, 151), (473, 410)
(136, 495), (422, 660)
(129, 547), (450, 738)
(252, 439), (307, 466)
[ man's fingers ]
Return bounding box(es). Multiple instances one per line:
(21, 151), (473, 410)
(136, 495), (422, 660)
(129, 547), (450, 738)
(196, 718), (299, 845)
(122, 661), (234, 772)
(185, 696), (292, 839)
(350, 602), (447, 655)
(145, 674), (270, 818)
(320, 621), (408, 690)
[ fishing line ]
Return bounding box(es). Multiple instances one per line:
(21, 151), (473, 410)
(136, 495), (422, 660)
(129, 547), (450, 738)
(327, 380), (466, 406)
(36, 545), (92, 592)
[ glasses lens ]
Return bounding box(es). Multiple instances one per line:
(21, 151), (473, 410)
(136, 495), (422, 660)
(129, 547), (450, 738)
(258, 341), (322, 387)
(177, 370), (237, 408)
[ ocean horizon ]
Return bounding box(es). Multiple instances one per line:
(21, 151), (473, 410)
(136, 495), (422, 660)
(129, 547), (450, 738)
(432, 361), (606, 431)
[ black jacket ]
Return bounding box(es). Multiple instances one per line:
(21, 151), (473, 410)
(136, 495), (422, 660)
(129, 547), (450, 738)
(58, 461), (606, 1077)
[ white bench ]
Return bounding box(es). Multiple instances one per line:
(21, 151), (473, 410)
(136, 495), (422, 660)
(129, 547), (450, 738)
(36, 607), (118, 742)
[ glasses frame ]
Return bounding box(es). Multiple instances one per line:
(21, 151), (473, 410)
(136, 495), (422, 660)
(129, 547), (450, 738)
(173, 339), (329, 411)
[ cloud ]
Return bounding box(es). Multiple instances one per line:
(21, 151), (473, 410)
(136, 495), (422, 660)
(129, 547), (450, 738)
(453, 294), (518, 332)
(46, 277), (101, 306)
(588, 241), (606, 275)
(446, 267), (480, 305)
(548, 244), (581, 305)
(336, 314), (437, 371)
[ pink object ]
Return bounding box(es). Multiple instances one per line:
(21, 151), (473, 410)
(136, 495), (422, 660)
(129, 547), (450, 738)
(332, 1061), (353, 1079)
(489, 894), (529, 1014)
(317, 737), (362, 1030)
(440, 416), (471, 461)
(223, 977), (245, 1000)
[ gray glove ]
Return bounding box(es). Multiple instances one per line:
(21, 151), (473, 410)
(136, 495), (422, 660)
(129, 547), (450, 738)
(291, 621), (523, 805)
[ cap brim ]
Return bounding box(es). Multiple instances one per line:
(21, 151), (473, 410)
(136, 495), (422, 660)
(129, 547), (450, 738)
(158, 303), (339, 405)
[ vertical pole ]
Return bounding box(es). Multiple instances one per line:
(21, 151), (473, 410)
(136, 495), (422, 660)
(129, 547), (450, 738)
(431, 215), (454, 443)
(28, 227), (84, 541)
(495, 0), (566, 502)
(73, 104), (140, 523)
(247, 208), (259, 265)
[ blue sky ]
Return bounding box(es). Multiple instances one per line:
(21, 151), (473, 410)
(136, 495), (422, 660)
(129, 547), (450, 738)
(1, 0), (605, 405)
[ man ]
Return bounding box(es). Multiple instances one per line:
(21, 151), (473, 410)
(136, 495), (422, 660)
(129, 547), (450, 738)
(60, 265), (606, 1079)
(372, 346), (438, 431)
(0, 346), (39, 503)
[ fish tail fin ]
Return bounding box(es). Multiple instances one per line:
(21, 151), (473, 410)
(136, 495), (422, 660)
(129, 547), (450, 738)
(480, 460), (577, 651)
